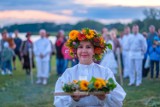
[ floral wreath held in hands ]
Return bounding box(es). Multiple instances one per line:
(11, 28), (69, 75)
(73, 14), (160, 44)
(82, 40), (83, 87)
(66, 28), (112, 61)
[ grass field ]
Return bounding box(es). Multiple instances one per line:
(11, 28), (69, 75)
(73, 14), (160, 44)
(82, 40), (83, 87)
(0, 56), (160, 107)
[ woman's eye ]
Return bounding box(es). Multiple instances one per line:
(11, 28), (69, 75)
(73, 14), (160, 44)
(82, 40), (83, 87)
(86, 46), (91, 48)
(78, 46), (83, 48)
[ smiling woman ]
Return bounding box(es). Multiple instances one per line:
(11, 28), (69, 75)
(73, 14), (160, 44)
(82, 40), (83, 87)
(66, 28), (109, 62)
(54, 28), (126, 107)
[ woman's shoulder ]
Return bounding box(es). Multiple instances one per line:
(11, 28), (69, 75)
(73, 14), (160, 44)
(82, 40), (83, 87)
(62, 64), (78, 75)
(94, 63), (115, 78)
(94, 63), (112, 72)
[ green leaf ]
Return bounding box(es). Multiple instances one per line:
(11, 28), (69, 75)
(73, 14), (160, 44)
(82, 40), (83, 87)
(88, 83), (95, 92)
(85, 28), (90, 34)
(62, 83), (75, 93)
(97, 34), (101, 37)
(101, 87), (109, 93)
(107, 43), (112, 50)
(90, 77), (96, 83)
(107, 78), (117, 91)
(108, 78), (114, 84)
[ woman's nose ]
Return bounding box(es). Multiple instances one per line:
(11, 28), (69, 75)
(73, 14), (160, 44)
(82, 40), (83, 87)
(82, 47), (87, 52)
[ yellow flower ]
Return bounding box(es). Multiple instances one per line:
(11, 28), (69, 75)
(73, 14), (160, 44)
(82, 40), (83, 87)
(98, 55), (102, 59)
(94, 80), (102, 89)
(100, 37), (105, 46)
(96, 78), (106, 87)
(69, 30), (79, 40)
(80, 80), (89, 91)
(66, 39), (72, 46)
(86, 30), (95, 39)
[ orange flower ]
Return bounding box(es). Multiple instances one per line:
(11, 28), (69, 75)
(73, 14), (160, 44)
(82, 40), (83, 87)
(94, 47), (103, 54)
(80, 80), (89, 91)
(94, 80), (102, 89)
(69, 30), (79, 40)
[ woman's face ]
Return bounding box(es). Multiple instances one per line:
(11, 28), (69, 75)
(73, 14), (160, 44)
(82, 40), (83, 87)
(77, 41), (94, 65)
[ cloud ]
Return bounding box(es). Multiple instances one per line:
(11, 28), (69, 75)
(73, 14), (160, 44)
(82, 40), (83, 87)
(0, 10), (136, 27)
(0, 10), (83, 26)
(59, 10), (73, 15)
(97, 18), (133, 24)
(74, 0), (160, 7)
(72, 6), (146, 20)
(0, 0), (160, 26)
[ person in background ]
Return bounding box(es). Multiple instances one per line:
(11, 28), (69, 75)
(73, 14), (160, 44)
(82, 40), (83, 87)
(110, 29), (121, 60)
(20, 32), (34, 76)
(100, 34), (118, 74)
(55, 30), (66, 76)
(33, 29), (51, 85)
(13, 30), (22, 70)
(0, 30), (16, 75)
(61, 42), (72, 72)
(148, 36), (160, 79)
(148, 25), (158, 46)
(6, 32), (16, 50)
(158, 28), (160, 38)
(121, 26), (131, 78)
(142, 32), (150, 78)
(128, 25), (147, 87)
(1, 42), (15, 75)
(0, 30), (8, 73)
(101, 27), (109, 42)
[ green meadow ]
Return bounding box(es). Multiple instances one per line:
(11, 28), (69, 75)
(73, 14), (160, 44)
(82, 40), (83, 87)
(0, 56), (160, 107)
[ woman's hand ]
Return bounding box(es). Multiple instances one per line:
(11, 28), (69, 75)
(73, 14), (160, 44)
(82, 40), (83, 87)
(95, 94), (106, 100)
(94, 92), (108, 101)
(71, 95), (88, 102)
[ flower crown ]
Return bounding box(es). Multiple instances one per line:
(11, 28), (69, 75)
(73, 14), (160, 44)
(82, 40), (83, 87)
(66, 28), (111, 61)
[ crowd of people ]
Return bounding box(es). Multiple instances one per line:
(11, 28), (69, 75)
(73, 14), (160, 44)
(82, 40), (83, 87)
(0, 29), (78, 85)
(0, 24), (160, 87)
(101, 25), (160, 86)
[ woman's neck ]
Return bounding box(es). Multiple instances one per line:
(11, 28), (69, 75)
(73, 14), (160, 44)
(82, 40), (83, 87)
(79, 61), (94, 65)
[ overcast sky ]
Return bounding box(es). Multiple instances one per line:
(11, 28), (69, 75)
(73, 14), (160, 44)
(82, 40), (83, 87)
(0, 0), (160, 27)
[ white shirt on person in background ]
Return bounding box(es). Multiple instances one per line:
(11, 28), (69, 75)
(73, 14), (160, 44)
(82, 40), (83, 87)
(128, 33), (147, 59)
(33, 37), (51, 61)
(54, 63), (126, 107)
(121, 34), (131, 51)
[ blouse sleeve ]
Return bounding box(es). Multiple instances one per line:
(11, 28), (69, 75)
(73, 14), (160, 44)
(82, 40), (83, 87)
(54, 70), (80, 107)
(99, 68), (126, 107)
